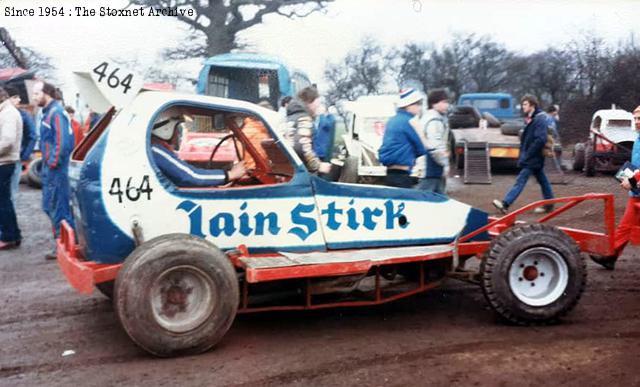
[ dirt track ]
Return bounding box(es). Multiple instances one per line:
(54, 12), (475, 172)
(1, 170), (639, 387)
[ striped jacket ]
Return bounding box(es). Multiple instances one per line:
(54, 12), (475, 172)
(284, 99), (321, 172)
(40, 100), (74, 170)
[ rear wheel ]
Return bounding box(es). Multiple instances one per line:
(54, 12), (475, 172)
(572, 143), (585, 172)
(339, 155), (358, 183)
(96, 281), (114, 299)
(27, 157), (43, 188)
(584, 140), (596, 176)
(480, 224), (586, 325)
(114, 234), (239, 357)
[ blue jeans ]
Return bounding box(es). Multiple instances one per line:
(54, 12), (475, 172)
(417, 177), (446, 195)
(0, 163), (21, 242)
(10, 161), (20, 204)
(385, 170), (415, 188)
(42, 167), (74, 238)
(503, 167), (554, 207)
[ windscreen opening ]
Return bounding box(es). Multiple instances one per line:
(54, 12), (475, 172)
(72, 106), (116, 161)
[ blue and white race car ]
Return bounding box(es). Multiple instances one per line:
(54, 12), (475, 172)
(58, 87), (604, 357)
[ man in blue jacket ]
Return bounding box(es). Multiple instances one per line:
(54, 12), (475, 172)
(33, 80), (76, 260)
(378, 88), (427, 188)
(312, 104), (336, 162)
(493, 95), (554, 214)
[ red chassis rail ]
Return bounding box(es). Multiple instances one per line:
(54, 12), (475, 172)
(57, 193), (625, 310)
(590, 128), (632, 154)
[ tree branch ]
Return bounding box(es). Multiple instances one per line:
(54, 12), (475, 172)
(229, 0), (331, 32)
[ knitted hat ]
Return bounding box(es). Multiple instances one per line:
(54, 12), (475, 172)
(397, 88), (423, 108)
(428, 89), (448, 107)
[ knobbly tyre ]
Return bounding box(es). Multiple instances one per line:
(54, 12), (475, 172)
(57, 89), (622, 358)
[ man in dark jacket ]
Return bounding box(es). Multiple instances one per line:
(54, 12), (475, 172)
(378, 88), (427, 188)
(493, 95), (554, 213)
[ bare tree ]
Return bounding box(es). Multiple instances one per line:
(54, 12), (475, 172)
(111, 57), (197, 89)
(466, 37), (513, 92)
(527, 49), (577, 105)
(391, 43), (434, 92)
(597, 50), (640, 110)
(571, 31), (611, 98)
(126, 0), (333, 59)
(430, 34), (476, 99)
(323, 37), (389, 105)
(0, 46), (56, 81)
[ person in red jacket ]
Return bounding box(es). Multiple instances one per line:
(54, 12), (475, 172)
(592, 105), (640, 270)
(65, 106), (83, 147)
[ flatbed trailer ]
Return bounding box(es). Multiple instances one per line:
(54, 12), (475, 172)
(451, 127), (521, 169)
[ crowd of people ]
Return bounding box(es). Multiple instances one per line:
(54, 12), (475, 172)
(0, 81), (96, 258)
(0, 79), (638, 269)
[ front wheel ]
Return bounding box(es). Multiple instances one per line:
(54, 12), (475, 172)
(480, 224), (586, 325)
(114, 234), (239, 357)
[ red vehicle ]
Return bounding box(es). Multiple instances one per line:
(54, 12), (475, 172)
(573, 108), (635, 176)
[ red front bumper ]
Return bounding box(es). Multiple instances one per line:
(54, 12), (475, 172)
(56, 221), (121, 295)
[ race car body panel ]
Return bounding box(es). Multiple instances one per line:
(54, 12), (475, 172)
(69, 92), (489, 265)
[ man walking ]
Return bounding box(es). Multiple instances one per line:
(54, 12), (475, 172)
(493, 95), (554, 214)
(378, 88), (427, 188)
(418, 89), (450, 195)
(32, 81), (75, 260)
(0, 87), (23, 250)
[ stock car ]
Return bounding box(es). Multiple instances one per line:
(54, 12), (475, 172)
(57, 91), (618, 357)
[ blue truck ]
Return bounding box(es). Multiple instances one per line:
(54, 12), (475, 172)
(196, 52), (311, 110)
(458, 92), (521, 123)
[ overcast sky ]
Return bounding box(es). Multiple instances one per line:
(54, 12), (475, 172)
(2, 0), (640, 96)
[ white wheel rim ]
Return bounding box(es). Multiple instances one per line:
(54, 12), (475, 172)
(508, 247), (569, 307)
(150, 265), (216, 333)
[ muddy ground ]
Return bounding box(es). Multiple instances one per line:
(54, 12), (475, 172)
(1, 168), (639, 387)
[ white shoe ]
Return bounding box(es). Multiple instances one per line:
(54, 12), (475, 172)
(533, 205), (553, 214)
(492, 199), (508, 214)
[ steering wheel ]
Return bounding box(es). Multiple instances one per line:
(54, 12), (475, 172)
(208, 133), (244, 169)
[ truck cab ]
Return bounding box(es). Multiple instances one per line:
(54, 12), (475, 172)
(196, 52), (311, 110)
(458, 93), (520, 123)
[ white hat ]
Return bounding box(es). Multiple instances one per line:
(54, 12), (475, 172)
(397, 88), (424, 108)
(152, 116), (182, 140)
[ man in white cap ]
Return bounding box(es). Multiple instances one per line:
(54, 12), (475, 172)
(378, 88), (427, 188)
(151, 114), (246, 186)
